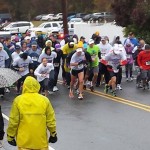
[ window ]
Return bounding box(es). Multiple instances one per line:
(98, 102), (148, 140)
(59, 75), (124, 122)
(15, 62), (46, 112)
(44, 24), (51, 28)
(52, 23), (58, 27)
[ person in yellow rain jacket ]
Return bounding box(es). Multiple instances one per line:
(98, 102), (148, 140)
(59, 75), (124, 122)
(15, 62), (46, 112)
(7, 76), (57, 150)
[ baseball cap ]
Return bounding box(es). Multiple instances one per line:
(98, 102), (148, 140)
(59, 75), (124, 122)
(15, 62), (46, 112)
(55, 44), (61, 49)
(31, 41), (37, 46)
(15, 45), (21, 50)
(101, 36), (106, 41)
(76, 48), (83, 52)
(25, 36), (31, 40)
(88, 39), (94, 44)
(69, 42), (74, 45)
(80, 36), (85, 39)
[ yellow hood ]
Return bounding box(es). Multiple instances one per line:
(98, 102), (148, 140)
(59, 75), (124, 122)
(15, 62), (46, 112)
(22, 76), (40, 94)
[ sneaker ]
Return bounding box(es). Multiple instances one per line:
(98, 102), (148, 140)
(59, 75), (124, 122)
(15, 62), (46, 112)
(126, 78), (129, 81)
(136, 83), (143, 88)
(83, 85), (86, 90)
(112, 90), (117, 97)
(75, 89), (80, 95)
(130, 77), (133, 81)
(104, 85), (110, 94)
(90, 86), (94, 92)
(53, 86), (59, 92)
(117, 84), (122, 90)
(67, 86), (70, 89)
(69, 90), (74, 98)
(78, 93), (83, 100)
(5, 88), (10, 93)
(48, 91), (54, 95)
(0, 94), (4, 98)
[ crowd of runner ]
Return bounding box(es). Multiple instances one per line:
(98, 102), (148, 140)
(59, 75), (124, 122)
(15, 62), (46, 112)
(0, 31), (150, 99)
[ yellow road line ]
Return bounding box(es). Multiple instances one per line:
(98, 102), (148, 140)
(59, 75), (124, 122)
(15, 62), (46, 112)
(57, 80), (150, 112)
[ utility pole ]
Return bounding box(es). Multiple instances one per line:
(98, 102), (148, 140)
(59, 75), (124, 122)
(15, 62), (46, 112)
(62, 0), (68, 35)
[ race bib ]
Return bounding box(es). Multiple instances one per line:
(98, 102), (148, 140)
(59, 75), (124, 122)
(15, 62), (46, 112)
(101, 53), (105, 58)
(126, 54), (131, 59)
(78, 64), (83, 69)
(114, 69), (119, 73)
(146, 61), (150, 65)
(32, 57), (38, 61)
(91, 55), (96, 61)
(54, 63), (59, 67)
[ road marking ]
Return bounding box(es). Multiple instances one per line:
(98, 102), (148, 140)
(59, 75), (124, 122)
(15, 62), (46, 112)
(2, 113), (55, 150)
(57, 80), (150, 112)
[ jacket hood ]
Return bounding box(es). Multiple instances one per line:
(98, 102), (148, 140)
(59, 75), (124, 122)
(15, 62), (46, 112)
(22, 76), (40, 94)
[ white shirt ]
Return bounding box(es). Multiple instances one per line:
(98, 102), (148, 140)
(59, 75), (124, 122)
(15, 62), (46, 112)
(34, 63), (54, 82)
(12, 56), (33, 76)
(0, 50), (9, 68)
(11, 51), (23, 62)
(97, 43), (113, 59)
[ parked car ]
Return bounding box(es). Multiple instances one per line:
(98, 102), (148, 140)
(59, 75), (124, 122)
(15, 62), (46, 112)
(67, 15), (76, 22)
(69, 18), (84, 23)
(82, 14), (94, 22)
(2, 21), (34, 33)
(33, 14), (46, 21)
(27, 21), (62, 36)
(0, 13), (11, 23)
(75, 13), (87, 18)
(90, 12), (115, 22)
(53, 13), (63, 21)
(41, 14), (54, 21)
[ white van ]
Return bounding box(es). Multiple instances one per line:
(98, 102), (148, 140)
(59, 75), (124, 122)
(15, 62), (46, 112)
(2, 21), (34, 33)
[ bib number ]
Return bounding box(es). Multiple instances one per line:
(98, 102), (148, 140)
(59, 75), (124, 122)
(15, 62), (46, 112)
(54, 63), (59, 67)
(146, 61), (150, 65)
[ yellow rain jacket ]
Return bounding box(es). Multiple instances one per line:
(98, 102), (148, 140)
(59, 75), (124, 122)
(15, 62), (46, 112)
(7, 76), (56, 149)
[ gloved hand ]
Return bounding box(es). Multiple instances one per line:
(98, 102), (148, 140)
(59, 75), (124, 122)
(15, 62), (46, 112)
(49, 132), (57, 143)
(8, 139), (16, 146)
(107, 65), (112, 69)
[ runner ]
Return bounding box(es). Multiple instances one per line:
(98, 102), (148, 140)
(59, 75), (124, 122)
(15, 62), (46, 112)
(34, 58), (54, 97)
(83, 39), (100, 92)
(69, 48), (86, 99)
(124, 39), (134, 81)
(137, 44), (150, 90)
(11, 53), (33, 95)
(102, 44), (127, 96)
(96, 36), (112, 86)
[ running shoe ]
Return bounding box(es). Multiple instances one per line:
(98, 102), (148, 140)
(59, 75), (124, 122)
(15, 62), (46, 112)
(53, 86), (59, 92)
(104, 85), (110, 93)
(78, 93), (83, 100)
(117, 84), (122, 90)
(129, 77), (133, 81)
(90, 86), (94, 92)
(112, 90), (117, 97)
(126, 78), (129, 81)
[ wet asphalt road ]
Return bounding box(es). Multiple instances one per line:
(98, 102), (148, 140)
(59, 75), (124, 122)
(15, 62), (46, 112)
(1, 77), (150, 150)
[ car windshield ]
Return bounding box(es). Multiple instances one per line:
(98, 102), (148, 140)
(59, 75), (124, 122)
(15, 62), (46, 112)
(38, 23), (46, 27)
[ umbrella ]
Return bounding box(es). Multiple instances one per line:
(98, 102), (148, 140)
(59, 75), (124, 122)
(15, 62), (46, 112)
(0, 68), (21, 88)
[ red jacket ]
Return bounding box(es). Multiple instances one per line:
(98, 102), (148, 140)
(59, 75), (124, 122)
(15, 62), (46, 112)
(137, 50), (150, 70)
